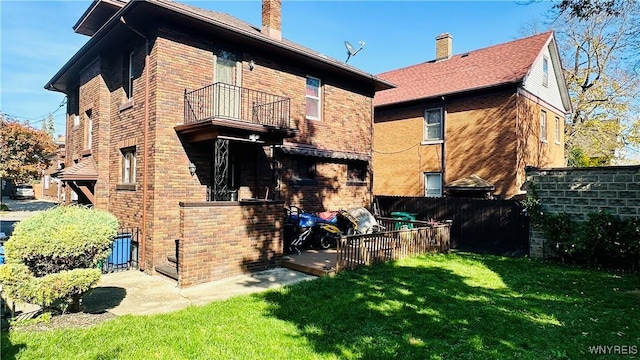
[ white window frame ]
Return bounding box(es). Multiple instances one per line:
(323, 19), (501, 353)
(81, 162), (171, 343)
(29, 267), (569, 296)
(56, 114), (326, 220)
(423, 107), (443, 142)
(121, 148), (136, 184)
(424, 172), (442, 198)
(305, 76), (321, 121)
(542, 56), (549, 87)
(540, 110), (547, 143)
(73, 115), (80, 127)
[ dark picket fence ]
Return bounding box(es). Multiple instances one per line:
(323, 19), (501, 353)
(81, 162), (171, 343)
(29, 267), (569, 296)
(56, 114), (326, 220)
(374, 196), (530, 257)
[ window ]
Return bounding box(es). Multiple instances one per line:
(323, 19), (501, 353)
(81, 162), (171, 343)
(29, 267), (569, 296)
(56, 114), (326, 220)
(542, 56), (549, 87)
(555, 116), (560, 144)
(305, 76), (321, 120)
(423, 108), (443, 141)
(540, 110), (547, 142)
(73, 115), (80, 127)
(290, 157), (316, 184)
(44, 175), (50, 190)
(85, 109), (93, 150)
(424, 173), (442, 197)
(124, 51), (134, 99)
(121, 147), (136, 184)
(347, 162), (367, 184)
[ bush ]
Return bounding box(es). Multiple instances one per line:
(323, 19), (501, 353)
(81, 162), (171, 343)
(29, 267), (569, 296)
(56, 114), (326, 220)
(0, 205), (119, 312)
(5, 205), (118, 276)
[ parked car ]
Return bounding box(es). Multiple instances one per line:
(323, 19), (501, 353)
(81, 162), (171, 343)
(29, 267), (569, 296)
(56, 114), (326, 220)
(10, 184), (35, 200)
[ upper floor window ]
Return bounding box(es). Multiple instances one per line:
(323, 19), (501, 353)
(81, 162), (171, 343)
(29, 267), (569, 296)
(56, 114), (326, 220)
(305, 76), (321, 120)
(121, 147), (136, 184)
(542, 56), (549, 87)
(555, 116), (560, 144)
(124, 51), (134, 100)
(424, 172), (442, 197)
(424, 107), (443, 141)
(540, 110), (547, 142)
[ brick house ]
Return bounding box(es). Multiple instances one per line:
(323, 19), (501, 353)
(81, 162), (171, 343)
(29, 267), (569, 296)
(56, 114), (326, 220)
(45, 0), (392, 287)
(39, 135), (66, 202)
(373, 32), (572, 199)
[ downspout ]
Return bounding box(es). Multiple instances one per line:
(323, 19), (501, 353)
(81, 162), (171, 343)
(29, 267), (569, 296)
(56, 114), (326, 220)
(441, 97), (447, 194)
(120, 16), (149, 271)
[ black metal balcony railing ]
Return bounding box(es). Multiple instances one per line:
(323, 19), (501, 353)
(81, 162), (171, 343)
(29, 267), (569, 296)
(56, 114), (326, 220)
(184, 82), (291, 129)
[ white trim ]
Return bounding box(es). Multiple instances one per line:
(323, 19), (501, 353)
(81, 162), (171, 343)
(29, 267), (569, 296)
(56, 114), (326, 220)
(305, 75), (321, 121)
(424, 172), (442, 197)
(423, 107), (443, 142)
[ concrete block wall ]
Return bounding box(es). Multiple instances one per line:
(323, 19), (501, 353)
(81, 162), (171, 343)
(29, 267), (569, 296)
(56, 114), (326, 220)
(526, 165), (640, 259)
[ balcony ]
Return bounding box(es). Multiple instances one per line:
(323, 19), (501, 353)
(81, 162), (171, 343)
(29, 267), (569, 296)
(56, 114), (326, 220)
(180, 83), (294, 143)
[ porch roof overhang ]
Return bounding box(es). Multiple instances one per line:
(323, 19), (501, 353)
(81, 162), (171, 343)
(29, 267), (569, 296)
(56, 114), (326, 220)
(58, 157), (99, 182)
(278, 144), (370, 161)
(445, 174), (495, 191)
(175, 118), (297, 144)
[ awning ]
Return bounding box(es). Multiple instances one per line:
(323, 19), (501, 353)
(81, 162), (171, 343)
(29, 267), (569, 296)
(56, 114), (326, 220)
(278, 144), (370, 161)
(445, 174), (495, 191)
(58, 157), (98, 181)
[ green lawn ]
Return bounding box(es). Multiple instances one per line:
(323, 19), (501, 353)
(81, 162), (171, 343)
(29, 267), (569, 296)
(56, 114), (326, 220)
(2, 253), (639, 359)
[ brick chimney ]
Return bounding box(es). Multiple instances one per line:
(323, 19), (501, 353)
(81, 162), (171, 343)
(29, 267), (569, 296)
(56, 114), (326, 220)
(435, 33), (452, 61)
(261, 0), (282, 41)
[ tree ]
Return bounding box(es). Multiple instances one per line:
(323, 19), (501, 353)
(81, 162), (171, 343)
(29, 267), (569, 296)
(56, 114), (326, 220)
(552, 0), (640, 165)
(0, 113), (57, 183)
(41, 113), (55, 138)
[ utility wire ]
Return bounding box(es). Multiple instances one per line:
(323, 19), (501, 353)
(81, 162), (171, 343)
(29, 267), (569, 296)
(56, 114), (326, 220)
(373, 142), (421, 154)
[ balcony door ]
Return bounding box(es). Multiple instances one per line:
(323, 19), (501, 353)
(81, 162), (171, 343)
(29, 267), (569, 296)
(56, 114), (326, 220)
(214, 48), (241, 119)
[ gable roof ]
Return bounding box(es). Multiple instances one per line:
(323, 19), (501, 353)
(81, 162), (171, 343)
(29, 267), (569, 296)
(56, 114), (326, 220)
(46, 0), (394, 93)
(374, 31), (554, 107)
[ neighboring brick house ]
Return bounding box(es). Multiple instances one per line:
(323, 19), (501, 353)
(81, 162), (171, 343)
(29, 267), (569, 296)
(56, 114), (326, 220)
(39, 135), (66, 202)
(45, 0), (392, 287)
(373, 31), (572, 199)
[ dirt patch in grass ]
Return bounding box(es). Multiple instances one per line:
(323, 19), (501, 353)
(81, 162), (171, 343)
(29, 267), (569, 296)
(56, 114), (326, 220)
(8, 311), (117, 332)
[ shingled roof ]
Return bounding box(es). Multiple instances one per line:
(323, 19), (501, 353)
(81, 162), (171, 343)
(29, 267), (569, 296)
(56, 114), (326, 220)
(58, 157), (98, 181)
(374, 31), (554, 107)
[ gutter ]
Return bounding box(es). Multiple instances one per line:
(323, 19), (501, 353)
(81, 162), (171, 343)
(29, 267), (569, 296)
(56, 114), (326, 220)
(45, 0), (394, 92)
(120, 16), (149, 272)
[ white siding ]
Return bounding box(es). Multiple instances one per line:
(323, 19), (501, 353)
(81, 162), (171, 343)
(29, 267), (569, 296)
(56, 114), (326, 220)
(523, 43), (565, 112)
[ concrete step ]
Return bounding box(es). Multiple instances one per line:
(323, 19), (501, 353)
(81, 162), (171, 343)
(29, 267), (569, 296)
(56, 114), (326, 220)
(155, 264), (178, 281)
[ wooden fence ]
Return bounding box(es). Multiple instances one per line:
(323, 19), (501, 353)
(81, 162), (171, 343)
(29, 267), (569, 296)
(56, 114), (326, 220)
(374, 196), (529, 257)
(336, 220), (451, 272)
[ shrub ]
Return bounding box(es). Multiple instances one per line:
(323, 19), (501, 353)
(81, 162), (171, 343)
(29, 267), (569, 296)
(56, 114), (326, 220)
(0, 205), (118, 312)
(5, 205), (118, 276)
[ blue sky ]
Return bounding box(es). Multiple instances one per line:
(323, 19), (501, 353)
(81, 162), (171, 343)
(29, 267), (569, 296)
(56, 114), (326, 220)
(0, 0), (555, 136)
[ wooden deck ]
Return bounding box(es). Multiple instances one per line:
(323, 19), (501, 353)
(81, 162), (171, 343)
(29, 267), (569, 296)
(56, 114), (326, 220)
(282, 249), (337, 277)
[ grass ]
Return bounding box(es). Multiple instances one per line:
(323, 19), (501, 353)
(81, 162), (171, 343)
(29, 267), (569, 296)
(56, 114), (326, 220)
(2, 253), (639, 359)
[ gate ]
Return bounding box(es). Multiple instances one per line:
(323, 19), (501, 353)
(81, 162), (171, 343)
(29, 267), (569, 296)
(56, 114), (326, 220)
(100, 227), (140, 273)
(375, 196), (529, 256)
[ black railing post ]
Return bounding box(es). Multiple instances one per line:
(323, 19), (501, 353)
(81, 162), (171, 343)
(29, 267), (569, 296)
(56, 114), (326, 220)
(174, 239), (179, 275)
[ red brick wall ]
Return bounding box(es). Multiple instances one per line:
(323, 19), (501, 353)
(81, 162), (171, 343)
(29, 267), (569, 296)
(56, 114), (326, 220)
(178, 202), (283, 287)
(64, 21), (375, 282)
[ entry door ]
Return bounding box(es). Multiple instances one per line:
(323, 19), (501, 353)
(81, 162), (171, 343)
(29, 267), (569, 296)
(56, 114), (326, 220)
(214, 48), (241, 119)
